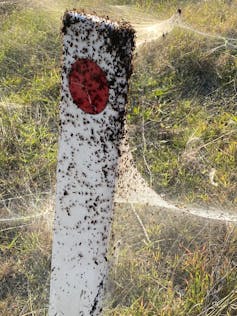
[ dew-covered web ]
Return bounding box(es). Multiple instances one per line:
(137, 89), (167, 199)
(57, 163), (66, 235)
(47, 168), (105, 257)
(0, 0), (236, 250)
(15, 0), (235, 224)
(108, 5), (237, 222)
(97, 4), (237, 308)
(0, 1), (237, 314)
(0, 2), (234, 234)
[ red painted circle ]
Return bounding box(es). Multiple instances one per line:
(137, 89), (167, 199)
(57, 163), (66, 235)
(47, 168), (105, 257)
(69, 59), (109, 114)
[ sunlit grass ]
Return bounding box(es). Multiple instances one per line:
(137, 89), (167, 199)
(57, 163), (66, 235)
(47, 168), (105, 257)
(0, 0), (237, 315)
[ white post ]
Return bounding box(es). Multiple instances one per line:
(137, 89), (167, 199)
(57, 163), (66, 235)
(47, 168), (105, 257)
(49, 11), (135, 316)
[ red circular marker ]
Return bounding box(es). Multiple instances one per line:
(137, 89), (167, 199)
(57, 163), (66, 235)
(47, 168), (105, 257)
(69, 59), (109, 114)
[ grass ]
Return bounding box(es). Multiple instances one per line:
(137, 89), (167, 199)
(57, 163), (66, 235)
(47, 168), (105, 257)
(129, 3), (237, 205)
(105, 206), (237, 315)
(0, 0), (237, 315)
(1, 206), (237, 315)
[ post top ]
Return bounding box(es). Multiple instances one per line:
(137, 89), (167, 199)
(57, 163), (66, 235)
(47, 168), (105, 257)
(62, 10), (135, 34)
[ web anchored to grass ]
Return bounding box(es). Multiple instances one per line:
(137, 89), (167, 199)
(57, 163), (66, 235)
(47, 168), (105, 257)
(0, 1), (237, 315)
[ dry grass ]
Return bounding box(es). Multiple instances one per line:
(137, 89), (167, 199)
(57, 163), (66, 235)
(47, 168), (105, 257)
(0, 0), (237, 315)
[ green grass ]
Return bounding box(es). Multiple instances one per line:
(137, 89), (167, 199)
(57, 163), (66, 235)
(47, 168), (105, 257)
(0, 0), (237, 315)
(1, 207), (237, 315)
(105, 206), (237, 315)
(0, 5), (61, 199)
(129, 4), (237, 204)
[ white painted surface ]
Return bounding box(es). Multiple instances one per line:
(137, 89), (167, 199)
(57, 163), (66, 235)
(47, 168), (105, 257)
(49, 12), (134, 316)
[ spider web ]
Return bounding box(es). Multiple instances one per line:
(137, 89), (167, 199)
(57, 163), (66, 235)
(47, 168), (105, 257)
(0, 2), (237, 314)
(0, 1), (236, 256)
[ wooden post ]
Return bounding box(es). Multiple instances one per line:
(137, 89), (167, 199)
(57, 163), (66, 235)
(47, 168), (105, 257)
(49, 11), (135, 316)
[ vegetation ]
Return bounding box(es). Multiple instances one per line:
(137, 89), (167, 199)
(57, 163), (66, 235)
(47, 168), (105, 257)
(129, 3), (237, 205)
(0, 0), (236, 315)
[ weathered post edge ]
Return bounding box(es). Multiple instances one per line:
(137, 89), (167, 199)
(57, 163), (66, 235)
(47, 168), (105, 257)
(49, 11), (135, 316)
